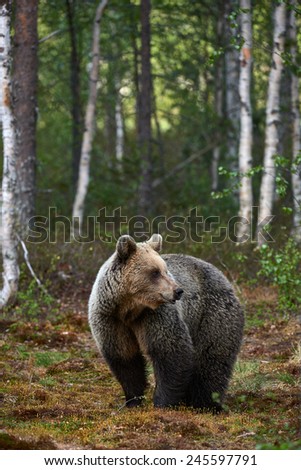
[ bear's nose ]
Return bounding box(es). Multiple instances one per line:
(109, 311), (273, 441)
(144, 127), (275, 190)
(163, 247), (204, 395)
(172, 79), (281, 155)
(174, 288), (184, 300)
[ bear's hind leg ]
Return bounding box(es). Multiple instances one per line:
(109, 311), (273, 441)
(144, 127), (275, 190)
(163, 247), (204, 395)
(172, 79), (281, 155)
(186, 360), (233, 413)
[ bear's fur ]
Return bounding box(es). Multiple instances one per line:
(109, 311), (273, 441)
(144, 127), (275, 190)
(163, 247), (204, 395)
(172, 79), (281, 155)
(88, 234), (244, 412)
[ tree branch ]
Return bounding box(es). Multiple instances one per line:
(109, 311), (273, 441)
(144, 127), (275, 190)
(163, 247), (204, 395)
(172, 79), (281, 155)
(152, 141), (223, 189)
(39, 29), (64, 44)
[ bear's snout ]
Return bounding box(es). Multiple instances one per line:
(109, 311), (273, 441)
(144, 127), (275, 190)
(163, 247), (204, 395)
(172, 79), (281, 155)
(174, 287), (184, 301)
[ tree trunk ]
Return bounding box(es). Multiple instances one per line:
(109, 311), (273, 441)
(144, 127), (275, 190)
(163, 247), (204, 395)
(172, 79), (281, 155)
(12, 0), (38, 234)
(0, 0), (20, 308)
(211, 7), (224, 192)
(130, 2), (141, 145)
(257, 3), (286, 245)
(289, 0), (301, 242)
(237, 0), (253, 241)
(115, 81), (124, 165)
(224, 0), (240, 171)
(66, 0), (83, 191)
(152, 81), (165, 174)
(138, 0), (153, 215)
(72, 0), (108, 235)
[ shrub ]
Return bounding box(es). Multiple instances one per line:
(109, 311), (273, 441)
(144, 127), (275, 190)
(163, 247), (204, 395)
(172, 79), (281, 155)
(257, 239), (301, 315)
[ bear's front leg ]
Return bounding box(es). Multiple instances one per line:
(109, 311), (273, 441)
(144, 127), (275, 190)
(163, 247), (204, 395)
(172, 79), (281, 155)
(90, 315), (147, 407)
(105, 353), (147, 407)
(135, 307), (195, 408)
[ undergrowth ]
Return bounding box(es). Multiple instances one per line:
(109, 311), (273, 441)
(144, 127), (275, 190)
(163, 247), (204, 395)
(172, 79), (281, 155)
(257, 239), (301, 315)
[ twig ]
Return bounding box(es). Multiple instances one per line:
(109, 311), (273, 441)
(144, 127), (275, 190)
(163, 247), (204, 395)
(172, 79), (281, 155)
(39, 29), (64, 44)
(113, 396), (145, 413)
(237, 431), (256, 439)
(152, 142), (223, 189)
(17, 235), (48, 296)
(215, 250), (243, 298)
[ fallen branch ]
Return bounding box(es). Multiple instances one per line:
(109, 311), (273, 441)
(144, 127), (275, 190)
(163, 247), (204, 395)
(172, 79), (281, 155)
(237, 431), (256, 439)
(17, 235), (48, 296)
(113, 396), (145, 414)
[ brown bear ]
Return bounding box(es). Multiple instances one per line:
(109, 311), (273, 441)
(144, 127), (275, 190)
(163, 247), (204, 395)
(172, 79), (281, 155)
(88, 234), (244, 412)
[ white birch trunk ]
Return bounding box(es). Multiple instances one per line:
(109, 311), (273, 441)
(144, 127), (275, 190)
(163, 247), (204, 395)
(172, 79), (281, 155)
(0, 0), (20, 308)
(0, 79), (2, 124)
(115, 86), (124, 165)
(289, 1), (301, 242)
(257, 3), (286, 246)
(237, 0), (253, 240)
(72, 0), (108, 236)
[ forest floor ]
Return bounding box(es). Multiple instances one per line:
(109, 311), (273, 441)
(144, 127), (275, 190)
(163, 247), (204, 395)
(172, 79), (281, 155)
(0, 278), (300, 450)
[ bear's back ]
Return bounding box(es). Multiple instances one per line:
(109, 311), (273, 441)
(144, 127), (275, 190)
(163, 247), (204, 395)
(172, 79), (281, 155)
(162, 253), (233, 297)
(162, 254), (243, 341)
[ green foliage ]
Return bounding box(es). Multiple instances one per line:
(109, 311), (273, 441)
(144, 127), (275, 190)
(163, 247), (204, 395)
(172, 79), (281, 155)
(257, 239), (301, 314)
(232, 360), (268, 393)
(256, 440), (301, 450)
(273, 153), (301, 213)
(16, 279), (56, 320)
(34, 351), (70, 368)
(273, 154), (292, 201)
(211, 166), (262, 200)
(13, 263), (57, 320)
(13, 0), (292, 224)
(276, 371), (297, 386)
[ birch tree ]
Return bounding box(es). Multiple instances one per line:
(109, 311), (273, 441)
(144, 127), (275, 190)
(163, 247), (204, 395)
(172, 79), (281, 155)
(0, 0), (20, 308)
(289, 1), (301, 242)
(237, 0), (253, 240)
(72, 0), (108, 236)
(257, 2), (286, 246)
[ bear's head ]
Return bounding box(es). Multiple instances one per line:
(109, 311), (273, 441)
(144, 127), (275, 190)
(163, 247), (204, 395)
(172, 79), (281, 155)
(116, 234), (183, 313)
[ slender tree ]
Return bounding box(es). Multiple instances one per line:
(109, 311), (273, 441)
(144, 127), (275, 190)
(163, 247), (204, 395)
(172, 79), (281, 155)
(237, 0), (253, 240)
(224, 0), (240, 171)
(289, 1), (301, 242)
(72, 0), (108, 235)
(66, 0), (83, 190)
(211, 5), (224, 192)
(138, 0), (153, 215)
(12, 0), (38, 233)
(130, 1), (141, 145)
(115, 81), (124, 165)
(0, 0), (19, 308)
(257, 2), (286, 245)
(152, 80), (164, 174)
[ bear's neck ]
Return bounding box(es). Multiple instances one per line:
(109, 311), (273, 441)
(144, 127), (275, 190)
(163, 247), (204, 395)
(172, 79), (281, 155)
(116, 294), (146, 324)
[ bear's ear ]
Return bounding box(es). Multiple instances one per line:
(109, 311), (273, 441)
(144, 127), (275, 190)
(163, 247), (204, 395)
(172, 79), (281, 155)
(116, 235), (137, 260)
(147, 234), (162, 252)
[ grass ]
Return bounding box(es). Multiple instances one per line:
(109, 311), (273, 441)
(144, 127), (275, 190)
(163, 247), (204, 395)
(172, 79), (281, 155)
(0, 278), (300, 450)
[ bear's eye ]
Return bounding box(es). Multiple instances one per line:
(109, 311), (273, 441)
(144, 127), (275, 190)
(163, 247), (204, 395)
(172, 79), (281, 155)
(151, 269), (161, 279)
